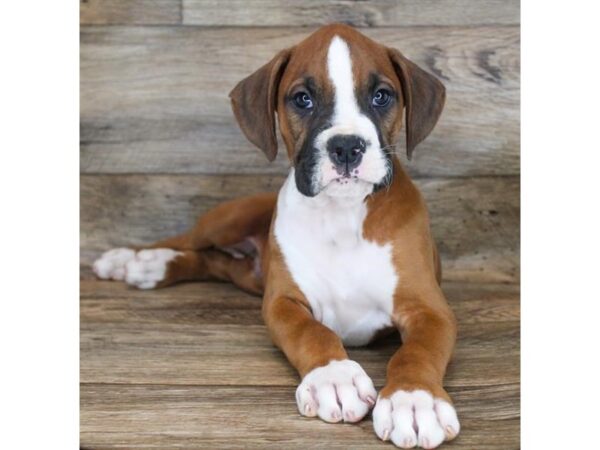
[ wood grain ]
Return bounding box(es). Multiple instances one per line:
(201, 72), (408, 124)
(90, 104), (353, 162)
(80, 280), (519, 387)
(80, 174), (519, 283)
(182, 0), (520, 27)
(80, 279), (519, 449)
(80, 0), (182, 25)
(80, 319), (519, 387)
(80, 26), (519, 177)
(81, 384), (519, 449)
(81, 280), (520, 326)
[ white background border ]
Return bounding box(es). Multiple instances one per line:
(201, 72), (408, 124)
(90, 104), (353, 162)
(522, 0), (600, 448)
(0, 1), (78, 449)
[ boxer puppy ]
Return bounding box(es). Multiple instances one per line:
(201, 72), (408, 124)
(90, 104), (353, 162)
(94, 24), (459, 449)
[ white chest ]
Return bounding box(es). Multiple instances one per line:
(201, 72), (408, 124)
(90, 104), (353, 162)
(274, 173), (399, 346)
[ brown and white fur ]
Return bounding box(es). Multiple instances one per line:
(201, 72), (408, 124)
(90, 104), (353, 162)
(94, 25), (459, 449)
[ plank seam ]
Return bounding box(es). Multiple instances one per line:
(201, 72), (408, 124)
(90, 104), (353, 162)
(80, 381), (520, 388)
(79, 24), (520, 30)
(79, 173), (521, 180)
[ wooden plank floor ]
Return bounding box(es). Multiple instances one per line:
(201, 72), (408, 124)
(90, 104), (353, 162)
(80, 279), (519, 449)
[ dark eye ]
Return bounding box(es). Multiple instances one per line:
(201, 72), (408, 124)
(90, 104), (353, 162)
(372, 89), (392, 107)
(293, 92), (313, 109)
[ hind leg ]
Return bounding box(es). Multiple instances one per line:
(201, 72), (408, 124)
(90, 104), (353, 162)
(93, 193), (275, 294)
(118, 248), (263, 294)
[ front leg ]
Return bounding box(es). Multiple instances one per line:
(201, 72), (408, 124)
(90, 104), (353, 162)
(263, 295), (377, 423)
(373, 287), (460, 449)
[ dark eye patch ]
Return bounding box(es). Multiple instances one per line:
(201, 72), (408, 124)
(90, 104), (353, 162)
(353, 72), (395, 191)
(290, 79), (335, 197)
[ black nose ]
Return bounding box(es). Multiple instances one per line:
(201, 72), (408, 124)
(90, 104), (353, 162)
(327, 135), (366, 173)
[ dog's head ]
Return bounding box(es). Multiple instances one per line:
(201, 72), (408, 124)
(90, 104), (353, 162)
(230, 24), (445, 198)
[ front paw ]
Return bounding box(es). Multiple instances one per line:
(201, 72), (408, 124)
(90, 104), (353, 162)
(295, 359), (377, 424)
(373, 389), (459, 449)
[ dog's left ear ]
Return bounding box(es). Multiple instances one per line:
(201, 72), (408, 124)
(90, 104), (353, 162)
(229, 48), (292, 162)
(388, 48), (446, 160)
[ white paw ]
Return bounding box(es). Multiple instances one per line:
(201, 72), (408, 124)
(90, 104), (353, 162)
(124, 249), (182, 289)
(93, 248), (136, 281)
(373, 390), (460, 449)
(295, 359), (376, 423)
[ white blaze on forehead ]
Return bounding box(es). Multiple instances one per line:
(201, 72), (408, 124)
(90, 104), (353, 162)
(311, 35), (388, 193)
(327, 36), (361, 124)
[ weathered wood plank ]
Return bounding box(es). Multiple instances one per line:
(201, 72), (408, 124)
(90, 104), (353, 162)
(80, 26), (520, 177)
(183, 0), (519, 27)
(81, 280), (520, 326)
(80, 384), (519, 449)
(80, 319), (517, 387)
(80, 175), (519, 283)
(80, 322), (519, 387)
(80, 0), (182, 25)
(80, 280), (519, 387)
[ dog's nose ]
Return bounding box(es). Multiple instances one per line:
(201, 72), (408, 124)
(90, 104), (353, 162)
(327, 135), (366, 172)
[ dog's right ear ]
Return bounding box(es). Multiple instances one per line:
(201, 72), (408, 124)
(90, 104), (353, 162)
(229, 48), (293, 162)
(388, 48), (446, 160)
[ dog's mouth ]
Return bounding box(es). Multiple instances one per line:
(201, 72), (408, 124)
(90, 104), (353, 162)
(321, 176), (375, 199)
(319, 161), (393, 198)
(331, 173), (362, 185)
(296, 143), (391, 198)
(323, 164), (381, 189)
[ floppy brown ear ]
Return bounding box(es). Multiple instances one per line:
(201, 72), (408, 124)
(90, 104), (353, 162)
(229, 49), (292, 162)
(388, 48), (446, 160)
